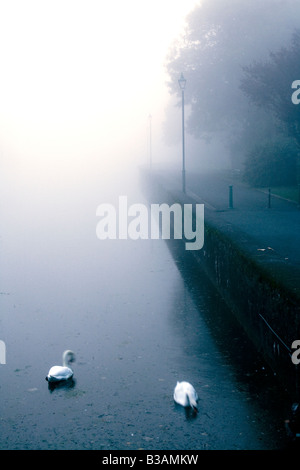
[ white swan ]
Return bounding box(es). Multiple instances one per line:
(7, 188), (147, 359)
(173, 381), (198, 412)
(46, 350), (75, 383)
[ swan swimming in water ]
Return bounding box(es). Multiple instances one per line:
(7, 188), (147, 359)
(46, 350), (75, 383)
(173, 381), (198, 412)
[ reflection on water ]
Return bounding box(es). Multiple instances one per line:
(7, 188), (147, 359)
(173, 402), (199, 422)
(46, 378), (77, 393)
(167, 238), (291, 420)
(0, 167), (292, 449)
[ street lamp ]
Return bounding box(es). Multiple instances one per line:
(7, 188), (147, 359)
(178, 73), (186, 193)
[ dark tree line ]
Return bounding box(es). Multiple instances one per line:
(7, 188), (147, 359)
(165, 0), (300, 186)
(240, 30), (300, 185)
(241, 30), (300, 144)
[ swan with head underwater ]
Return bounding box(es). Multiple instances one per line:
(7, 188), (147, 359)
(46, 350), (75, 383)
(174, 381), (198, 412)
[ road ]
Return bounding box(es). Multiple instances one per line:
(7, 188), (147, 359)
(159, 169), (300, 269)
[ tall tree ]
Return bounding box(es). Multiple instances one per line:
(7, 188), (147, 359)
(240, 30), (300, 148)
(165, 0), (300, 162)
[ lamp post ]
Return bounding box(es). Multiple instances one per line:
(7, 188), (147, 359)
(178, 73), (187, 193)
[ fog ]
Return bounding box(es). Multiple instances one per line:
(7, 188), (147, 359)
(163, 0), (300, 174)
(1, 1), (299, 450)
(0, 0), (199, 183)
(1, 0), (299, 181)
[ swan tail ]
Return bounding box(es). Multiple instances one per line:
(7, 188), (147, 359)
(188, 393), (198, 412)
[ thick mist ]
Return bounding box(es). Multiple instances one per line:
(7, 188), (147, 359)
(0, 0), (199, 186)
(164, 0), (300, 173)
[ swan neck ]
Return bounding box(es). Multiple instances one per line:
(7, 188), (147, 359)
(62, 350), (74, 367)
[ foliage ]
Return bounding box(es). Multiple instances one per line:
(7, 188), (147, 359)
(240, 30), (300, 148)
(165, 0), (300, 142)
(243, 138), (298, 187)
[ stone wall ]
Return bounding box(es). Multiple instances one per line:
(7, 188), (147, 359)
(141, 170), (300, 398)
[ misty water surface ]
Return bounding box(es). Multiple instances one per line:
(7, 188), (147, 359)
(0, 165), (289, 449)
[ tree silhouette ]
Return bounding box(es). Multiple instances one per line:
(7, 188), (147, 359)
(166, 0), (300, 141)
(240, 30), (300, 148)
(165, 0), (300, 170)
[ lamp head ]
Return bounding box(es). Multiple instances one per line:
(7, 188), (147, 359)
(178, 73), (186, 90)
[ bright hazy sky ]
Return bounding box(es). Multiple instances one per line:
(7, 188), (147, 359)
(0, 0), (199, 176)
